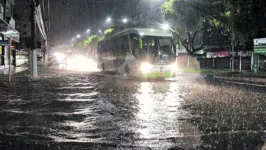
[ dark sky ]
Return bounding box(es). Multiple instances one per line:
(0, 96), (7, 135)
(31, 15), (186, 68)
(49, 0), (143, 45)
(14, 0), (165, 46)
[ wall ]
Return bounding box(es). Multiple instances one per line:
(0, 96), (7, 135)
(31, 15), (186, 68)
(16, 20), (31, 38)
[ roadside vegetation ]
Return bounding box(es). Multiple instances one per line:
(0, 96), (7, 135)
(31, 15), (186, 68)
(161, 0), (266, 56)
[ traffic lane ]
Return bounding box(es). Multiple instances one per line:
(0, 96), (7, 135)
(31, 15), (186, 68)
(1, 70), (265, 149)
(0, 70), (201, 149)
(182, 77), (266, 150)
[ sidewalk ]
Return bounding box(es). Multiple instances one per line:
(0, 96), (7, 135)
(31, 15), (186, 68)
(0, 67), (28, 75)
(179, 68), (266, 84)
(212, 75), (266, 85)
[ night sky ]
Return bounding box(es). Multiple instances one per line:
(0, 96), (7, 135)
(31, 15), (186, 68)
(14, 0), (165, 46)
(49, 0), (143, 45)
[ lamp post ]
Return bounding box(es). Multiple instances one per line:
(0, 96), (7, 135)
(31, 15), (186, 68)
(30, 0), (39, 79)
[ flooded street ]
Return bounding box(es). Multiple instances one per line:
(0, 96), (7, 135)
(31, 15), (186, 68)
(0, 69), (265, 150)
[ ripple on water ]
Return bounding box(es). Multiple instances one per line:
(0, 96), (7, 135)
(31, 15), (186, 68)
(132, 82), (201, 149)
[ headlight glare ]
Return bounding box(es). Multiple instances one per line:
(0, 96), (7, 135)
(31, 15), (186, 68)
(169, 63), (177, 72)
(141, 63), (152, 74)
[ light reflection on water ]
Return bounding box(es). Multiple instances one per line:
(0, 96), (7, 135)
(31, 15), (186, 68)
(1, 71), (266, 149)
(47, 80), (201, 149)
(0, 73), (202, 149)
(135, 82), (201, 149)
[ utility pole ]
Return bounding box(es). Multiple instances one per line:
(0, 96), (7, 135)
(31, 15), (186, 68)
(231, 29), (235, 72)
(31, 0), (39, 78)
(8, 39), (12, 82)
(231, 42), (235, 72)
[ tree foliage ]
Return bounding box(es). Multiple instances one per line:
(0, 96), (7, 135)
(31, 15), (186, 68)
(210, 0), (266, 45)
(162, 0), (215, 55)
(74, 28), (116, 53)
(162, 0), (266, 54)
(84, 35), (100, 49)
(99, 28), (115, 42)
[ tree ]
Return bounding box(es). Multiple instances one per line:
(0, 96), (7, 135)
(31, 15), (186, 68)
(83, 35), (100, 49)
(99, 28), (115, 42)
(207, 0), (266, 70)
(161, 0), (215, 55)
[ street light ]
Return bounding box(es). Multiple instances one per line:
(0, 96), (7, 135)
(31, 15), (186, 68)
(77, 34), (81, 38)
(71, 38), (75, 41)
(122, 18), (128, 24)
(106, 17), (112, 23)
(162, 23), (170, 30)
(86, 29), (91, 33)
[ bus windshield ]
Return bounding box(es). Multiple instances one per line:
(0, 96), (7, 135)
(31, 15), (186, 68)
(138, 37), (175, 64)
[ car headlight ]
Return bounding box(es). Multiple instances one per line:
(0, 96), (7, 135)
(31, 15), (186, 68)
(141, 62), (152, 74)
(169, 63), (177, 72)
(54, 53), (65, 61)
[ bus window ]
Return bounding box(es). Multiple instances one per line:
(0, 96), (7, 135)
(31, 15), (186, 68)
(159, 38), (172, 55)
(142, 38), (157, 54)
(131, 36), (139, 57)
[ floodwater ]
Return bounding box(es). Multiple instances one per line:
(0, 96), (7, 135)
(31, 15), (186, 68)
(0, 69), (265, 150)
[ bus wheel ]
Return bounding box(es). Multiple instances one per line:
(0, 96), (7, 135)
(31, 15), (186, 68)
(125, 64), (130, 74)
(102, 63), (105, 71)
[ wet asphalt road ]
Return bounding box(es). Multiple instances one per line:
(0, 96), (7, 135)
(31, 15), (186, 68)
(0, 68), (265, 150)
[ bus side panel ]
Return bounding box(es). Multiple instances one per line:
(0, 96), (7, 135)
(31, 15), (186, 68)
(117, 52), (137, 75)
(116, 34), (140, 75)
(98, 39), (115, 70)
(110, 35), (130, 73)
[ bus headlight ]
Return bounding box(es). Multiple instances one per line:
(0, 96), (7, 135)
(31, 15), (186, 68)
(141, 62), (152, 74)
(169, 63), (177, 72)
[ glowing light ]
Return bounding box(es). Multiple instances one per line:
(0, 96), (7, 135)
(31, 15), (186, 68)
(76, 34), (81, 38)
(67, 55), (99, 72)
(106, 17), (112, 23)
(162, 23), (170, 30)
(139, 32), (144, 36)
(86, 29), (91, 33)
(54, 52), (65, 62)
(122, 18), (128, 24)
(140, 62), (152, 74)
(168, 63), (177, 72)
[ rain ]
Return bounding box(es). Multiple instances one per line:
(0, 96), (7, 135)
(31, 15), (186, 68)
(0, 0), (266, 150)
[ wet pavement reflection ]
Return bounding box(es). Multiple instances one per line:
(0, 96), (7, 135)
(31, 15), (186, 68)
(0, 69), (265, 149)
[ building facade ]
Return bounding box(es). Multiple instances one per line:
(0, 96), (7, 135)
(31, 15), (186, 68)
(0, 0), (19, 69)
(15, 20), (31, 49)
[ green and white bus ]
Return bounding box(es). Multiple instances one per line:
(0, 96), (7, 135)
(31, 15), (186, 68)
(97, 28), (177, 78)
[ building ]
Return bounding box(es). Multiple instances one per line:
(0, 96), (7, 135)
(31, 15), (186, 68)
(0, 0), (19, 69)
(195, 29), (256, 71)
(15, 20), (31, 49)
(253, 38), (266, 72)
(14, 0), (47, 63)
